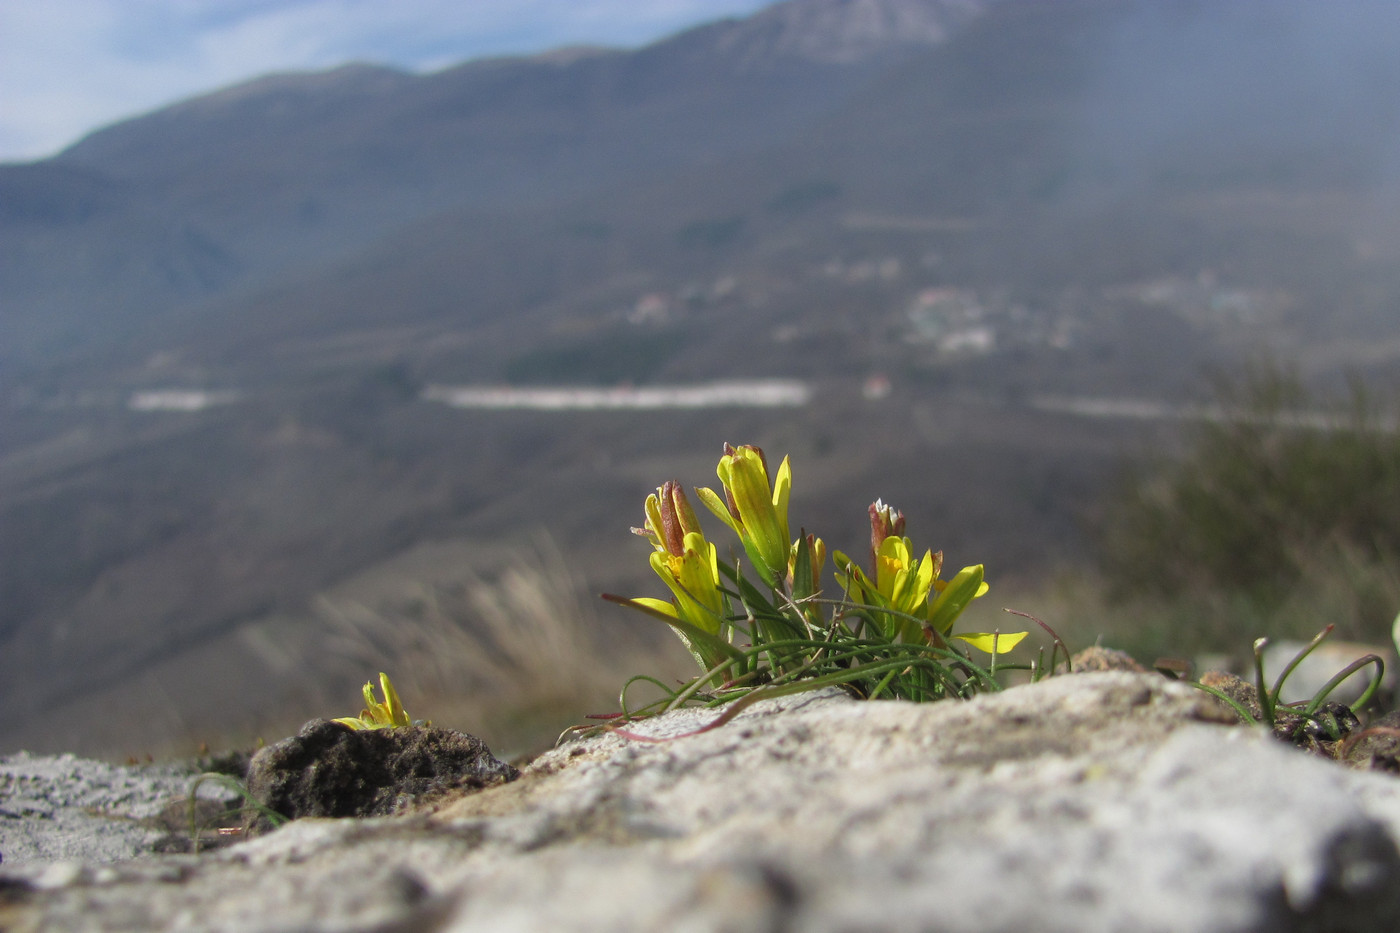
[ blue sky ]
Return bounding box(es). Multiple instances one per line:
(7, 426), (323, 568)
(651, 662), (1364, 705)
(0, 0), (776, 163)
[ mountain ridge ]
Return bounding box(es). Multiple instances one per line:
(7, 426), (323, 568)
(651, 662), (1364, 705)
(4, 0), (997, 374)
(53, 0), (987, 180)
(708, 0), (988, 65)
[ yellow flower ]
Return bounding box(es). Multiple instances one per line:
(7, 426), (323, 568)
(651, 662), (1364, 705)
(333, 672), (413, 730)
(836, 534), (938, 642)
(874, 535), (938, 618)
(837, 501), (1010, 647)
(631, 480), (730, 672)
(649, 531), (725, 635)
(697, 444), (792, 588)
(635, 481), (724, 633)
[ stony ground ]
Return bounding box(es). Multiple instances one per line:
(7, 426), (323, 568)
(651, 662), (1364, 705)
(4, 673), (1400, 932)
(0, 752), (237, 866)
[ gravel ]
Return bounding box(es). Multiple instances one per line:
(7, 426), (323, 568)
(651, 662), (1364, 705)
(0, 751), (229, 865)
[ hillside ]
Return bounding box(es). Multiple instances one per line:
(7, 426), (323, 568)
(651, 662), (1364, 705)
(4, 0), (1400, 756)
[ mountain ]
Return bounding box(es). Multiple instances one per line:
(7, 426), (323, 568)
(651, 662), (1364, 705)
(6, 0), (1400, 756)
(1, 0), (987, 374)
(88, 0), (1400, 380)
(708, 0), (987, 63)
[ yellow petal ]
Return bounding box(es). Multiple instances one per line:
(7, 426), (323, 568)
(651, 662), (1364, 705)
(913, 549), (936, 599)
(772, 455), (792, 513)
(696, 486), (739, 533)
(927, 564), (986, 635)
(953, 631), (1029, 654)
(875, 535), (911, 596)
(644, 491), (666, 548)
(378, 673), (409, 728)
(631, 597), (679, 618)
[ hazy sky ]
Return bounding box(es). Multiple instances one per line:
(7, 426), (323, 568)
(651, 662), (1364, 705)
(0, 0), (777, 163)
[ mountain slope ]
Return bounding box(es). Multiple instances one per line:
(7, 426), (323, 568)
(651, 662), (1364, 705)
(1, 0), (993, 377)
(139, 0), (1400, 375)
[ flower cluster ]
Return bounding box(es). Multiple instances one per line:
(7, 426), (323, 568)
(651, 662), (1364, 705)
(623, 444), (1026, 696)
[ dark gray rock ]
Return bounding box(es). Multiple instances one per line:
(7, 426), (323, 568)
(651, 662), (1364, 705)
(245, 720), (517, 827)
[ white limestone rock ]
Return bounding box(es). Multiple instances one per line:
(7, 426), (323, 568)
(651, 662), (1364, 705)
(4, 672), (1400, 932)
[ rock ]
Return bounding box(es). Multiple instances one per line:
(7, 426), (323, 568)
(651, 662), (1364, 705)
(1346, 709), (1400, 774)
(6, 673), (1400, 932)
(1200, 669), (1264, 718)
(244, 720), (518, 827)
(1064, 645), (1147, 672)
(0, 752), (235, 865)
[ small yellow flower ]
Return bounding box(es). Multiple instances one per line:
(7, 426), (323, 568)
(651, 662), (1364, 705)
(874, 535), (938, 618)
(649, 532), (725, 635)
(837, 501), (1011, 647)
(698, 444), (792, 588)
(836, 534), (938, 642)
(334, 672), (412, 731)
(632, 481), (730, 672)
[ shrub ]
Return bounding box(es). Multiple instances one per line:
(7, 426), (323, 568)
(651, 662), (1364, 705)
(1097, 360), (1400, 640)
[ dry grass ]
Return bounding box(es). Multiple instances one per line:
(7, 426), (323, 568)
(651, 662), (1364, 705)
(308, 536), (692, 758)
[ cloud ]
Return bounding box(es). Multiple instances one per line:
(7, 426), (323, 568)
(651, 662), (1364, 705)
(0, 0), (774, 162)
